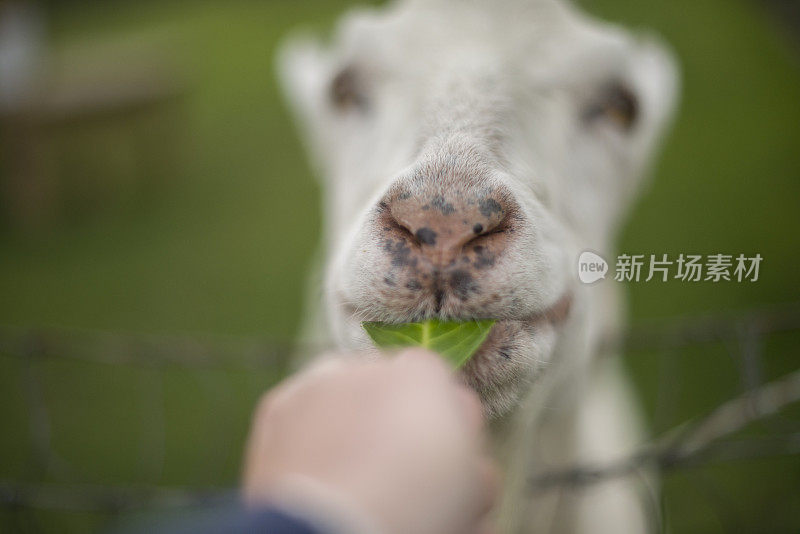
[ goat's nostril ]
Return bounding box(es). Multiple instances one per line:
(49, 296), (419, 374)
(387, 219), (416, 242)
(472, 223), (483, 234)
(415, 227), (437, 245)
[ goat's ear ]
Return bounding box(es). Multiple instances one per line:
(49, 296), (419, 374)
(629, 34), (681, 143)
(275, 32), (332, 130)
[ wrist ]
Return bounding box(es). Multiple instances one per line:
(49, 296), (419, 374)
(254, 473), (386, 534)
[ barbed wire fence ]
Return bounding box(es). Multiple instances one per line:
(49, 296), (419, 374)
(1, 304), (799, 525)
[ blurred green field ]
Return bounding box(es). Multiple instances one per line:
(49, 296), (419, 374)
(0, 0), (799, 532)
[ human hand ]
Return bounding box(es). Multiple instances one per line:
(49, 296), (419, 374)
(242, 349), (498, 534)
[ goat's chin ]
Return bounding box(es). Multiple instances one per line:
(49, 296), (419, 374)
(463, 318), (559, 418)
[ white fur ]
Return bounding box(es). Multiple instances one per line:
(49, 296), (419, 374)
(278, 0), (679, 531)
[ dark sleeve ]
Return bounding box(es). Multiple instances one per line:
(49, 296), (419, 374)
(203, 506), (324, 534)
(147, 501), (328, 534)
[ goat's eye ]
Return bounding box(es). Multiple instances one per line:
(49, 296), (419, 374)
(329, 66), (367, 111)
(584, 83), (639, 131)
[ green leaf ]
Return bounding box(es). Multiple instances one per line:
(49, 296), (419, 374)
(362, 319), (496, 369)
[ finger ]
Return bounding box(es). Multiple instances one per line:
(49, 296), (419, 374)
(393, 347), (445, 366)
(268, 356), (351, 406)
(454, 384), (486, 437)
(242, 390), (280, 483)
(473, 457), (501, 521)
(300, 354), (352, 378)
(391, 348), (453, 382)
(473, 518), (498, 534)
(244, 389), (278, 458)
(241, 357), (351, 484)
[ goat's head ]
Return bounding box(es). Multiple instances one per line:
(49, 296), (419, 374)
(279, 0), (679, 417)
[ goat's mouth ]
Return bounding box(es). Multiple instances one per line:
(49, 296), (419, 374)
(342, 291), (572, 417)
(351, 289), (573, 356)
(346, 290), (572, 331)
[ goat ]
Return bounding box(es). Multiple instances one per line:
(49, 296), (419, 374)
(278, 0), (679, 531)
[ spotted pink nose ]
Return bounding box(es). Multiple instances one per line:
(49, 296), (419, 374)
(380, 190), (512, 268)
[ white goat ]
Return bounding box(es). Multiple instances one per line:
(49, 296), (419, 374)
(278, 0), (679, 531)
